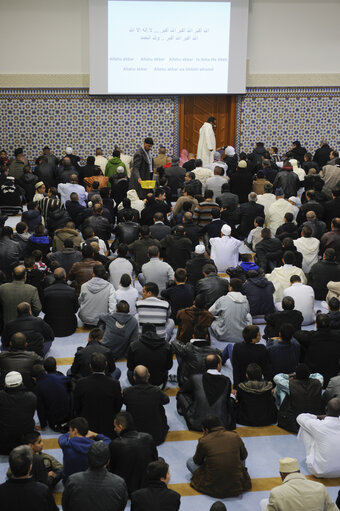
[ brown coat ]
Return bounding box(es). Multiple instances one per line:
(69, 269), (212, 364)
(176, 306), (214, 344)
(191, 427), (251, 498)
(252, 178), (272, 196)
(68, 258), (102, 295)
(53, 227), (82, 252)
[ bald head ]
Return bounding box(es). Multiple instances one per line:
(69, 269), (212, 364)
(133, 365), (150, 383)
(13, 265), (26, 281)
(326, 397), (340, 417)
(17, 302), (31, 316)
(54, 267), (66, 281)
(70, 173), (78, 184)
(306, 210), (316, 221)
(10, 332), (27, 350)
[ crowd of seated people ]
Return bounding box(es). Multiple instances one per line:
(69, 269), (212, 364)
(0, 138), (340, 510)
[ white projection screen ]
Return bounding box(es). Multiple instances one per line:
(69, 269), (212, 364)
(90, 0), (248, 95)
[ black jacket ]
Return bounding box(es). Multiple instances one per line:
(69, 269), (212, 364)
(236, 380), (277, 426)
(127, 331), (173, 386)
(35, 372), (71, 429)
(295, 327), (340, 387)
(185, 255), (216, 287)
(277, 377), (322, 433)
(71, 340), (116, 379)
(46, 208), (71, 233)
(74, 373), (122, 438)
(115, 221), (140, 245)
(264, 309), (304, 339)
(0, 478), (58, 511)
(83, 215), (112, 241)
(0, 349), (43, 390)
(48, 248), (82, 276)
(255, 238), (283, 272)
(2, 314), (54, 357)
(160, 233), (192, 270)
(275, 222), (299, 241)
(0, 237), (21, 280)
(43, 282), (79, 337)
(231, 342), (272, 388)
(297, 200), (325, 225)
(230, 169), (253, 203)
(161, 283), (195, 320)
(165, 165), (186, 197)
(313, 144), (331, 168)
(131, 481), (180, 511)
(216, 191), (239, 210)
(177, 222), (200, 250)
(237, 202), (265, 237)
(242, 277), (275, 316)
(62, 467), (128, 511)
(171, 339), (221, 387)
(149, 222), (171, 241)
(109, 430), (158, 495)
(196, 273), (229, 309)
(324, 198), (340, 228)
(273, 170), (300, 198)
(177, 373), (235, 431)
(123, 383), (169, 445)
(308, 260), (340, 300)
(0, 387), (37, 455)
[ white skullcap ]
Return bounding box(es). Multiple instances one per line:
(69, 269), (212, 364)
(116, 166), (125, 174)
(221, 224), (231, 236)
(66, 147), (73, 154)
(288, 196), (301, 207)
(5, 371), (22, 387)
(195, 245), (205, 255)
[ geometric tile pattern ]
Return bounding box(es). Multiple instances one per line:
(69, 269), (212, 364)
(0, 88), (180, 162)
(237, 87), (340, 156)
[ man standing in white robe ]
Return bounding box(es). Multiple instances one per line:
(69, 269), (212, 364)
(197, 117), (216, 167)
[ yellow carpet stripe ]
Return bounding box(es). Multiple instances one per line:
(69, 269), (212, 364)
(53, 474), (340, 503)
(56, 355), (177, 366)
(43, 425), (291, 451)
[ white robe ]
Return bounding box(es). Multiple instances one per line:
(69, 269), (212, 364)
(197, 122), (216, 167)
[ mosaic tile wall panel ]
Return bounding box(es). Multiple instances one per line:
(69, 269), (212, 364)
(0, 88), (179, 163)
(238, 87), (340, 156)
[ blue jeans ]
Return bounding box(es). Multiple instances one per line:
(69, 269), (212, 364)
(221, 343), (234, 365)
(43, 341), (53, 357)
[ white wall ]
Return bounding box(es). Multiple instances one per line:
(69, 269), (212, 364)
(1, 0), (339, 82)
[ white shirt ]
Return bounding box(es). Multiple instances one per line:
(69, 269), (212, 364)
(193, 166), (213, 186)
(58, 183), (87, 206)
(256, 193), (276, 215)
(197, 122), (216, 167)
(94, 155), (108, 174)
(293, 237), (320, 274)
(207, 161), (228, 173)
(205, 175), (229, 200)
(109, 257), (134, 290)
(115, 285), (139, 315)
(297, 413), (340, 477)
(266, 198), (296, 233)
(283, 282), (315, 325)
(210, 235), (242, 272)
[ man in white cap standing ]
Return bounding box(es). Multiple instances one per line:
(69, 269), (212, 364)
(0, 371), (37, 455)
(185, 245), (216, 286)
(65, 146), (81, 169)
(259, 457), (338, 511)
(209, 224), (242, 273)
(197, 117), (216, 167)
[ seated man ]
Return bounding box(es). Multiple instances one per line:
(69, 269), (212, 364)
(264, 296), (303, 340)
(259, 457), (338, 511)
(131, 459), (180, 511)
(195, 264), (229, 309)
(161, 268), (195, 320)
(266, 250), (307, 302)
(127, 324), (173, 388)
(109, 411), (158, 496)
(236, 363), (277, 427)
(32, 364), (72, 432)
(58, 417), (111, 482)
(209, 224), (242, 272)
(266, 323), (301, 377)
(297, 397), (340, 478)
(187, 414), (251, 498)
(62, 441), (128, 511)
(136, 282), (174, 341)
(274, 363), (323, 434)
(171, 326), (221, 387)
(123, 365), (170, 446)
(327, 297), (340, 329)
(0, 445), (58, 511)
(242, 270), (275, 317)
(99, 300), (139, 360)
(140, 245), (174, 294)
(2, 302), (54, 357)
(209, 278), (252, 345)
(70, 328), (119, 380)
(283, 274), (315, 326)
(177, 354), (235, 431)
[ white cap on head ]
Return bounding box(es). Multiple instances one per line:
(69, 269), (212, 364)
(5, 371), (22, 388)
(66, 147), (73, 154)
(195, 245), (205, 255)
(221, 224), (231, 236)
(288, 196), (301, 207)
(116, 166), (125, 174)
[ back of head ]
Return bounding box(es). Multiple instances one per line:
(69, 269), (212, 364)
(21, 430), (41, 446)
(88, 327), (103, 342)
(261, 227), (271, 240)
(82, 244), (94, 259)
(144, 281), (159, 297)
(147, 459), (169, 481)
(117, 300), (130, 313)
(9, 445), (33, 478)
(285, 212), (294, 223)
(255, 216), (265, 227)
(43, 356), (57, 373)
(148, 245), (160, 259)
(175, 268), (187, 283)
(120, 273), (131, 288)
(10, 332), (27, 350)
(211, 208), (220, 220)
(282, 296), (295, 311)
(15, 222), (27, 235)
(203, 264), (216, 276)
(204, 189), (214, 200)
(221, 182), (230, 193)
(326, 397), (340, 417)
(242, 325), (260, 343)
(133, 365), (150, 384)
(201, 414), (221, 432)
(316, 313), (330, 329)
(246, 363), (262, 381)
(205, 353), (221, 370)
(93, 264), (107, 280)
(17, 302), (31, 316)
(279, 323), (295, 342)
(302, 225), (312, 238)
(229, 278), (243, 292)
(210, 503), (227, 511)
(140, 225), (150, 237)
(88, 440), (110, 469)
(54, 267), (66, 282)
(290, 275), (301, 284)
(69, 417), (89, 436)
(117, 243), (128, 257)
(329, 297), (340, 312)
(283, 250), (295, 265)
(295, 363), (310, 380)
(90, 352), (106, 372)
(195, 159), (203, 167)
(13, 265), (26, 281)
(115, 411), (134, 432)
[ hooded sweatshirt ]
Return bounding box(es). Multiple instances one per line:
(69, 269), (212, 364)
(242, 277), (275, 316)
(52, 227), (82, 251)
(105, 156), (127, 182)
(99, 311), (139, 359)
(209, 291), (252, 342)
(293, 237), (320, 274)
(78, 277), (117, 325)
(58, 432), (111, 480)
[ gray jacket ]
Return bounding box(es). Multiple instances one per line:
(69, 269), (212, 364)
(209, 292), (252, 342)
(141, 258), (174, 294)
(62, 467), (128, 511)
(99, 311), (139, 359)
(78, 277), (116, 326)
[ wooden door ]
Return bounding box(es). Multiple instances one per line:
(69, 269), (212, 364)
(179, 95), (236, 156)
